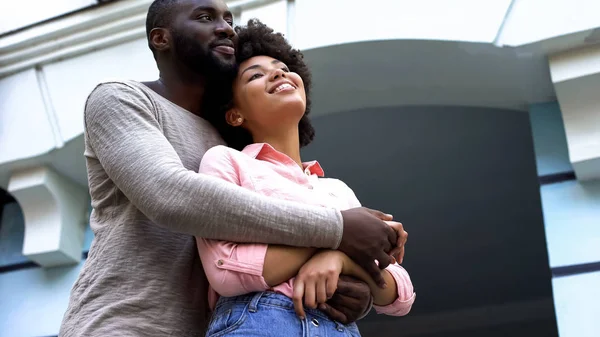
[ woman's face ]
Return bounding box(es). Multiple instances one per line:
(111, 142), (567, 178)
(227, 55), (306, 135)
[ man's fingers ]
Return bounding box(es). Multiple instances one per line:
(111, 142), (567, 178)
(318, 303), (348, 324)
(364, 260), (387, 288)
(327, 293), (363, 311)
(293, 281), (306, 319)
(334, 275), (365, 295)
(364, 207), (393, 221)
(377, 251), (394, 270)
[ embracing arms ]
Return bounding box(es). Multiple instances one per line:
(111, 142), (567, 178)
(86, 83), (399, 284)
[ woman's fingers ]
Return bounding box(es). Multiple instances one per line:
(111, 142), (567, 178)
(316, 278), (328, 305)
(304, 279), (317, 309)
(326, 274), (339, 300)
(293, 280), (306, 319)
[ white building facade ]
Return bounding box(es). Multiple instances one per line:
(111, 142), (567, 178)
(0, 1), (599, 336)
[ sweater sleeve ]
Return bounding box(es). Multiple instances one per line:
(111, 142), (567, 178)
(83, 82), (343, 248)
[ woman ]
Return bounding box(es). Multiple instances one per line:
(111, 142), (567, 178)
(198, 20), (415, 337)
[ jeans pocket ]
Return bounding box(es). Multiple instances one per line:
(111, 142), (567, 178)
(206, 304), (248, 337)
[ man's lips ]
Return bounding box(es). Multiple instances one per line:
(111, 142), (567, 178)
(213, 45), (235, 55)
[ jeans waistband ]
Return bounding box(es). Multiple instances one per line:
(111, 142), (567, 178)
(215, 291), (335, 322)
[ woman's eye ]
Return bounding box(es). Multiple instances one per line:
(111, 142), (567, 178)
(248, 73), (262, 81)
(282, 67), (290, 72)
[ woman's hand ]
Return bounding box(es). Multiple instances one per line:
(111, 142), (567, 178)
(292, 250), (346, 319)
(386, 221), (408, 264)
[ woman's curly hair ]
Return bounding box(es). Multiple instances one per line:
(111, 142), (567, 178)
(203, 19), (315, 151)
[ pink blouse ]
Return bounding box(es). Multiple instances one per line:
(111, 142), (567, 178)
(196, 143), (416, 316)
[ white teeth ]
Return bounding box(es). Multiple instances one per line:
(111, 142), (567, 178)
(273, 83), (294, 93)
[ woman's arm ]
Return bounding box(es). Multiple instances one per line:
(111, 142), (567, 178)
(291, 250), (415, 317)
(197, 232), (319, 297)
(263, 246), (317, 286)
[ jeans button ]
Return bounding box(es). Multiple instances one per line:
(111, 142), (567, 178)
(311, 318), (319, 327)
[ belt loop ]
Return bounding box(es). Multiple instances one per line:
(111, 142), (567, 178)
(248, 292), (264, 313)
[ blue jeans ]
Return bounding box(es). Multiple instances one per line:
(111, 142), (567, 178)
(206, 292), (362, 337)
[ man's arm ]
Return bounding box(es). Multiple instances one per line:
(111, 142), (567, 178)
(85, 82), (341, 248)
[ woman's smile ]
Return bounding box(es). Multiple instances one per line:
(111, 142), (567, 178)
(269, 81), (297, 94)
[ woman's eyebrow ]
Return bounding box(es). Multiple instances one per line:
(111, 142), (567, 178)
(239, 64), (262, 77)
(239, 60), (285, 77)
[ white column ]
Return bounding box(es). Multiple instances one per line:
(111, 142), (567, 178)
(8, 166), (88, 267)
(549, 45), (600, 181)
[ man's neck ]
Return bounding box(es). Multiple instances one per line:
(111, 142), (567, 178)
(159, 72), (207, 115)
(255, 128), (303, 168)
(144, 61), (208, 116)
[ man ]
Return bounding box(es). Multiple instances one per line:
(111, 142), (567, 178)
(59, 0), (408, 335)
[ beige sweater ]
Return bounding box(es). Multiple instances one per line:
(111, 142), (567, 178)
(59, 80), (343, 336)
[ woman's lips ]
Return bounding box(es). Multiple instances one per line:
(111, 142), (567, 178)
(213, 45), (235, 55)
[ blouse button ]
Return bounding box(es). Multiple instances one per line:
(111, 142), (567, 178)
(217, 259), (224, 266)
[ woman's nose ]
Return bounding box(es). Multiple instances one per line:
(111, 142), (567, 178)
(270, 68), (285, 80)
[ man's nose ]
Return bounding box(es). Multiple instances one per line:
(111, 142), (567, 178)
(215, 19), (235, 38)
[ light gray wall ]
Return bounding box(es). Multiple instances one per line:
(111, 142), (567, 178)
(529, 102), (572, 176)
(529, 102), (600, 337)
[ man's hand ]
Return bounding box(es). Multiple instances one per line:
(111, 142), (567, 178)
(338, 208), (397, 288)
(318, 275), (372, 324)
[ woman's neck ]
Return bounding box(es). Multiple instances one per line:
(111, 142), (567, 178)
(254, 127), (303, 168)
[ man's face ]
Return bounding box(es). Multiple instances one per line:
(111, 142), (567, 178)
(170, 0), (237, 78)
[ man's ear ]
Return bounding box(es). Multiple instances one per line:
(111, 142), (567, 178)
(149, 28), (171, 52)
(225, 108), (244, 127)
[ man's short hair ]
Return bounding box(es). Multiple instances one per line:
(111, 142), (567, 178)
(146, 0), (179, 53)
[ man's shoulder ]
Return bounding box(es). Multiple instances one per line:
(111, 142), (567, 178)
(88, 79), (150, 100)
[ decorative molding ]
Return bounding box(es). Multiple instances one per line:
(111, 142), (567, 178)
(0, 0), (281, 78)
(7, 166), (88, 267)
(538, 171), (577, 185)
(552, 261), (600, 278)
(36, 67), (65, 149)
(550, 45), (600, 181)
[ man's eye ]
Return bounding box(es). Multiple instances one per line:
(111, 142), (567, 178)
(226, 20), (234, 26)
(197, 14), (211, 21)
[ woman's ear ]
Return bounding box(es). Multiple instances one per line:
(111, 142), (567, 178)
(225, 109), (244, 127)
